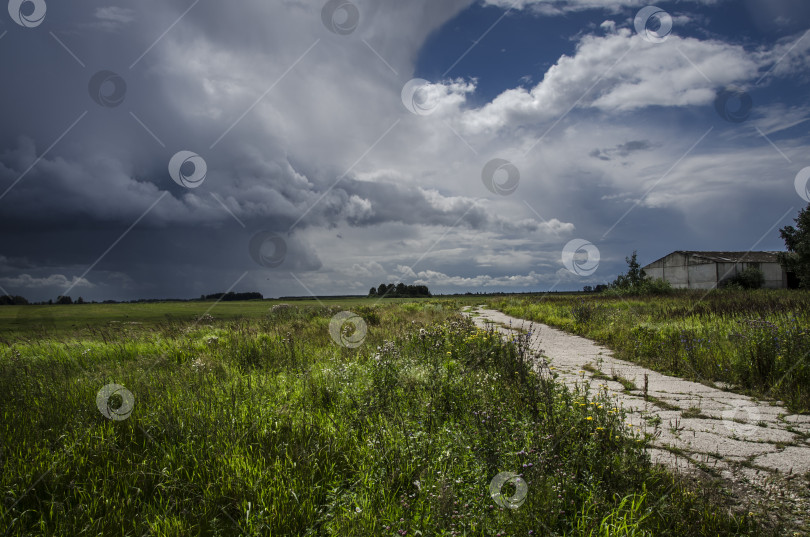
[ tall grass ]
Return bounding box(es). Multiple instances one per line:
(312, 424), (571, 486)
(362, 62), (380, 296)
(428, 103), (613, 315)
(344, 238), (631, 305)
(0, 302), (772, 535)
(494, 290), (810, 412)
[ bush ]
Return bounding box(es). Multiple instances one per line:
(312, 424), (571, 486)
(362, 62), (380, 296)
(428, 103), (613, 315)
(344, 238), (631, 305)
(571, 299), (603, 325)
(602, 278), (672, 297)
(721, 266), (764, 290)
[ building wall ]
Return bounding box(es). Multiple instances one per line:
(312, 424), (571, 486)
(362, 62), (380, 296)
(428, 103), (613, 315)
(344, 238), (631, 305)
(688, 261), (717, 289)
(761, 263), (786, 289)
(663, 252), (689, 288)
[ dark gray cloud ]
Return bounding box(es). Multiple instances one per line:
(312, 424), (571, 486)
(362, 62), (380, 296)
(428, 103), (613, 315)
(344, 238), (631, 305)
(1, 0), (808, 300)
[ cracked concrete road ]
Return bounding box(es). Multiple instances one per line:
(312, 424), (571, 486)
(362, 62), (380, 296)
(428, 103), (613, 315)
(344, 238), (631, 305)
(464, 306), (810, 531)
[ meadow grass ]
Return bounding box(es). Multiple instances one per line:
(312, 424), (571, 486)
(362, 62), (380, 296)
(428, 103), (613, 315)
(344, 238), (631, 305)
(492, 290), (810, 413)
(0, 300), (775, 535)
(0, 297), (480, 339)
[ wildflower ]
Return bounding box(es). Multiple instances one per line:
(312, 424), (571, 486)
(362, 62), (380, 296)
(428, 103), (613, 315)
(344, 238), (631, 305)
(586, 416), (593, 421)
(355, 507), (362, 513)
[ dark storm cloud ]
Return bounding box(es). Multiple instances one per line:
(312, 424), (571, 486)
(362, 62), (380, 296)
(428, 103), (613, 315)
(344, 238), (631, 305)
(1, 0), (808, 300)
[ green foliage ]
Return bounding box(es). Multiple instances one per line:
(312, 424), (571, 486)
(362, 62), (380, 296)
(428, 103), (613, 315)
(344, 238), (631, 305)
(721, 267), (765, 290)
(779, 203), (810, 288)
(571, 299), (605, 326)
(606, 251), (672, 296)
(604, 278), (673, 297)
(611, 251), (647, 289)
(0, 302), (769, 536)
(372, 282), (431, 298)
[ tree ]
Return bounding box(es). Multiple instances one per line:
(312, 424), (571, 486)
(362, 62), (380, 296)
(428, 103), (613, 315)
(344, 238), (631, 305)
(56, 296), (73, 305)
(779, 203), (810, 288)
(368, 287), (377, 297)
(377, 283), (387, 296)
(606, 252), (670, 295)
(611, 251), (646, 290)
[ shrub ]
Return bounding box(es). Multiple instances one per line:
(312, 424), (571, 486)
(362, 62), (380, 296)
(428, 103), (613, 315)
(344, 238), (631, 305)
(602, 278), (672, 297)
(721, 266), (764, 290)
(571, 299), (603, 325)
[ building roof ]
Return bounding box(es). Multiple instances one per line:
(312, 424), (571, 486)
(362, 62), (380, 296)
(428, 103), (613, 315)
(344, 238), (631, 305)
(647, 251), (784, 265)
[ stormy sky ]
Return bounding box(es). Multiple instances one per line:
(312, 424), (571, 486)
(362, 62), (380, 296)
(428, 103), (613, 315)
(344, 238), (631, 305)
(1, 0), (809, 301)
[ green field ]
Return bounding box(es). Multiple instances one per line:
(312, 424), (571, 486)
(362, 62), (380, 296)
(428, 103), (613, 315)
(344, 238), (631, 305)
(494, 289), (810, 413)
(0, 298), (793, 535)
(0, 297), (456, 339)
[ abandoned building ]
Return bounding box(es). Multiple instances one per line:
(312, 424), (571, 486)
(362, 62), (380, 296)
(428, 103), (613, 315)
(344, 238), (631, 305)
(642, 251), (796, 289)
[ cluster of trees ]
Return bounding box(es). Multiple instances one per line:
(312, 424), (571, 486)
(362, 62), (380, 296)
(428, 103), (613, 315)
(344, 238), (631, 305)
(56, 296), (86, 304)
(368, 283), (431, 298)
(582, 285), (608, 293)
(202, 292), (263, 301)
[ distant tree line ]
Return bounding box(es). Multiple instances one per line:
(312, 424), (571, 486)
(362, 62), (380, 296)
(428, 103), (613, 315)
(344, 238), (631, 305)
(202, 292), (263, 301)
(0, 295), (29, 305)
(368, 283), (431, 298)
(0, 295), (86, 305)
(0, 291), (266, 305)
